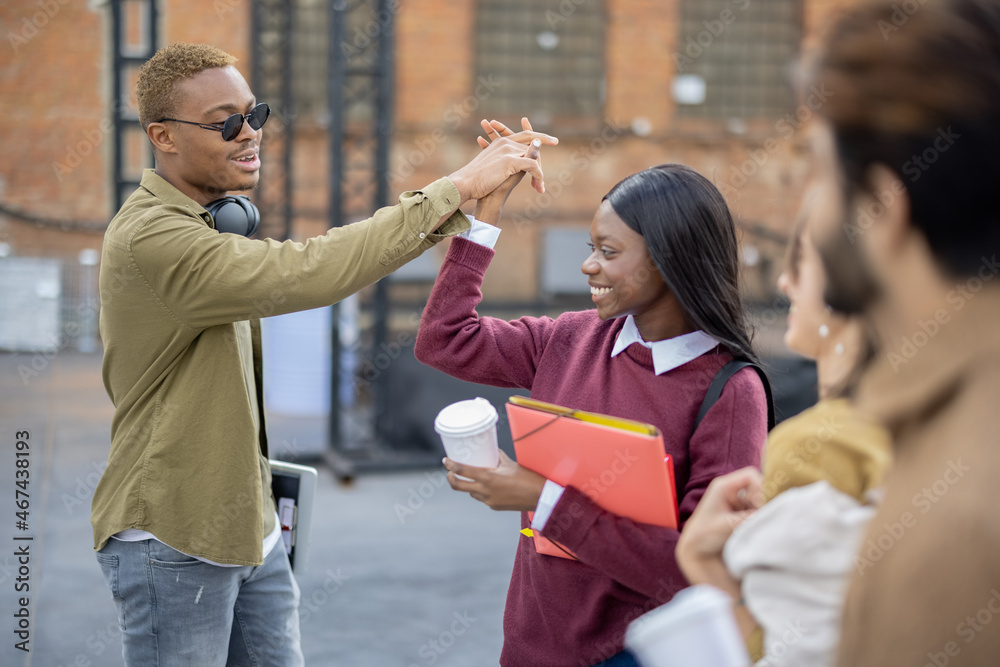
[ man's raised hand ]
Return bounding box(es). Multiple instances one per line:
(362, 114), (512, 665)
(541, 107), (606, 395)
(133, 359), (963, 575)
(473, 137), (542, 226)
(448, 118), (557, 203)
(477, 117), (550, 194)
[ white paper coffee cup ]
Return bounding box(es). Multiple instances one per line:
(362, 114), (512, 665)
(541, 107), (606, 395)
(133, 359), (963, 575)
(625, 585), (750, 667)
(434, 398), (500, 479)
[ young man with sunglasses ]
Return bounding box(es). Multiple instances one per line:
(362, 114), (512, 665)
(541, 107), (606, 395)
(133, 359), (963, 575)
(92, 42), (554, 666)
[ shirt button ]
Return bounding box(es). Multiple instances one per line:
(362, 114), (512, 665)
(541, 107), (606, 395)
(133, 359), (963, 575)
(419, 232), (426, 239)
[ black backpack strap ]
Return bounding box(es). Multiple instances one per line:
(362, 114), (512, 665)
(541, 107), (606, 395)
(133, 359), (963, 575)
(694, 360), (775, 433)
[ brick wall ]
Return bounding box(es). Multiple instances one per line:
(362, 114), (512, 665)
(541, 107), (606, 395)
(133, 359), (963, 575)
(0, 0), (249, 258)
(384, 0), (838, 300)
(1, 0), (853, 300)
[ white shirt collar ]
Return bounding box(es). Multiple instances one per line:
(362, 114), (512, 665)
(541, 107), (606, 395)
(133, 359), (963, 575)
(611, 315), (719, 375)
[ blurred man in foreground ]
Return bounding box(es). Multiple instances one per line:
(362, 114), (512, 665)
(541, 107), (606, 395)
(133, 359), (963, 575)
(675, 1), (1000, 665)
(808, 1), (1000, 664)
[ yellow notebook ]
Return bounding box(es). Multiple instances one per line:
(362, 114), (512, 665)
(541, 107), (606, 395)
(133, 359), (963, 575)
(508, 396), (660, 435)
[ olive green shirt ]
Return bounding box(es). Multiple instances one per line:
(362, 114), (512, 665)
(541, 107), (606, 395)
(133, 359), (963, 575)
(93, 169), (469, 565)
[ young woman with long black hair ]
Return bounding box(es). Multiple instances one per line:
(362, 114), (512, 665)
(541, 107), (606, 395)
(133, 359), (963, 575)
(415, 119), (769, 667)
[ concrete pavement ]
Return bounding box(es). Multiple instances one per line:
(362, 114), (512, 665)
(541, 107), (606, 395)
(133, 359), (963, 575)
(0, 350), (517, 667)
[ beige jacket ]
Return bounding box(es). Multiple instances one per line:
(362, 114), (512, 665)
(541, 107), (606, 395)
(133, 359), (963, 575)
(837, 282), (1000, 665)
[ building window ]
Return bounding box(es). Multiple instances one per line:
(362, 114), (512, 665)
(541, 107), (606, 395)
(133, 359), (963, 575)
(675, 0), (801, 119)
(255, 0), (380, 122)
(475, 0), (605, 123)
(291, 0), (330, 120)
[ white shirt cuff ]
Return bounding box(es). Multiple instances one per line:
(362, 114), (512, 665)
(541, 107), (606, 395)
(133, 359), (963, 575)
(531, 479), (566, 532)
(457, 215), (502, 249)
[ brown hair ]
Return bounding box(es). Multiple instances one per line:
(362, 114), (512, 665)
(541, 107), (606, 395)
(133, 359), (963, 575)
(783, 214), (806, 284)
(136, 43), (237, 130)
(813, 0), (1000, 277)
(782, 211), (876, 400)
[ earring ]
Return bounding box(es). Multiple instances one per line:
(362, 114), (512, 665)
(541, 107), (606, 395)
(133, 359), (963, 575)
(835, 343), (844, 355)
(819, 305), (832, 338)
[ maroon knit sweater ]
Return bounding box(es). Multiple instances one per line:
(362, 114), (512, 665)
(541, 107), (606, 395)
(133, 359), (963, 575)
(415, 238), (767, 667)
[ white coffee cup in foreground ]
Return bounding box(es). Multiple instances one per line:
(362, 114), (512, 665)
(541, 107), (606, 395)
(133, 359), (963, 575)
(434, 398), (500, 480)
(625, 584), (750, 667)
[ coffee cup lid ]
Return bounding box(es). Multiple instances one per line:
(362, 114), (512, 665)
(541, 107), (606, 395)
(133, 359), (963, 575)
(434, 397), (498, 436)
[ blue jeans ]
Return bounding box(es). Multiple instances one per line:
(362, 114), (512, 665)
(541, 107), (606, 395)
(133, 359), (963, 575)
(593, 651), (640, 667)
(96, 538), (303, 667)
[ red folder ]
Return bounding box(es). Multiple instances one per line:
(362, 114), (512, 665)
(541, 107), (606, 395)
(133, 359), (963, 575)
(506, 396), (679, 560)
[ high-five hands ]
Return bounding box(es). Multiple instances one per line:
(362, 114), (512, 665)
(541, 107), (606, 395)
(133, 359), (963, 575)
(472, 117), (548, 225)
(448, 117), (557, 205)
(477, 117), (548, 194)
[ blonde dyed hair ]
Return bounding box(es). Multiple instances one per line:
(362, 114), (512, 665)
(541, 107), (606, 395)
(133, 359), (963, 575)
(136, 42), (237, 129)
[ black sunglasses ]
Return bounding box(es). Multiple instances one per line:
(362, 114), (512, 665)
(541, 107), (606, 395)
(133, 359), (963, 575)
(156, 103), (270, 141)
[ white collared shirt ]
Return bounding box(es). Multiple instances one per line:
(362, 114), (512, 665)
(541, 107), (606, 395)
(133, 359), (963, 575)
(611, 316), (720, 376)
(459, 216), (502, 248)
(458, 218), (720, 531)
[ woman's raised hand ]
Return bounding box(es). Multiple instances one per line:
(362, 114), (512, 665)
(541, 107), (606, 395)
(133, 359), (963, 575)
(477, 117), (551, 194)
